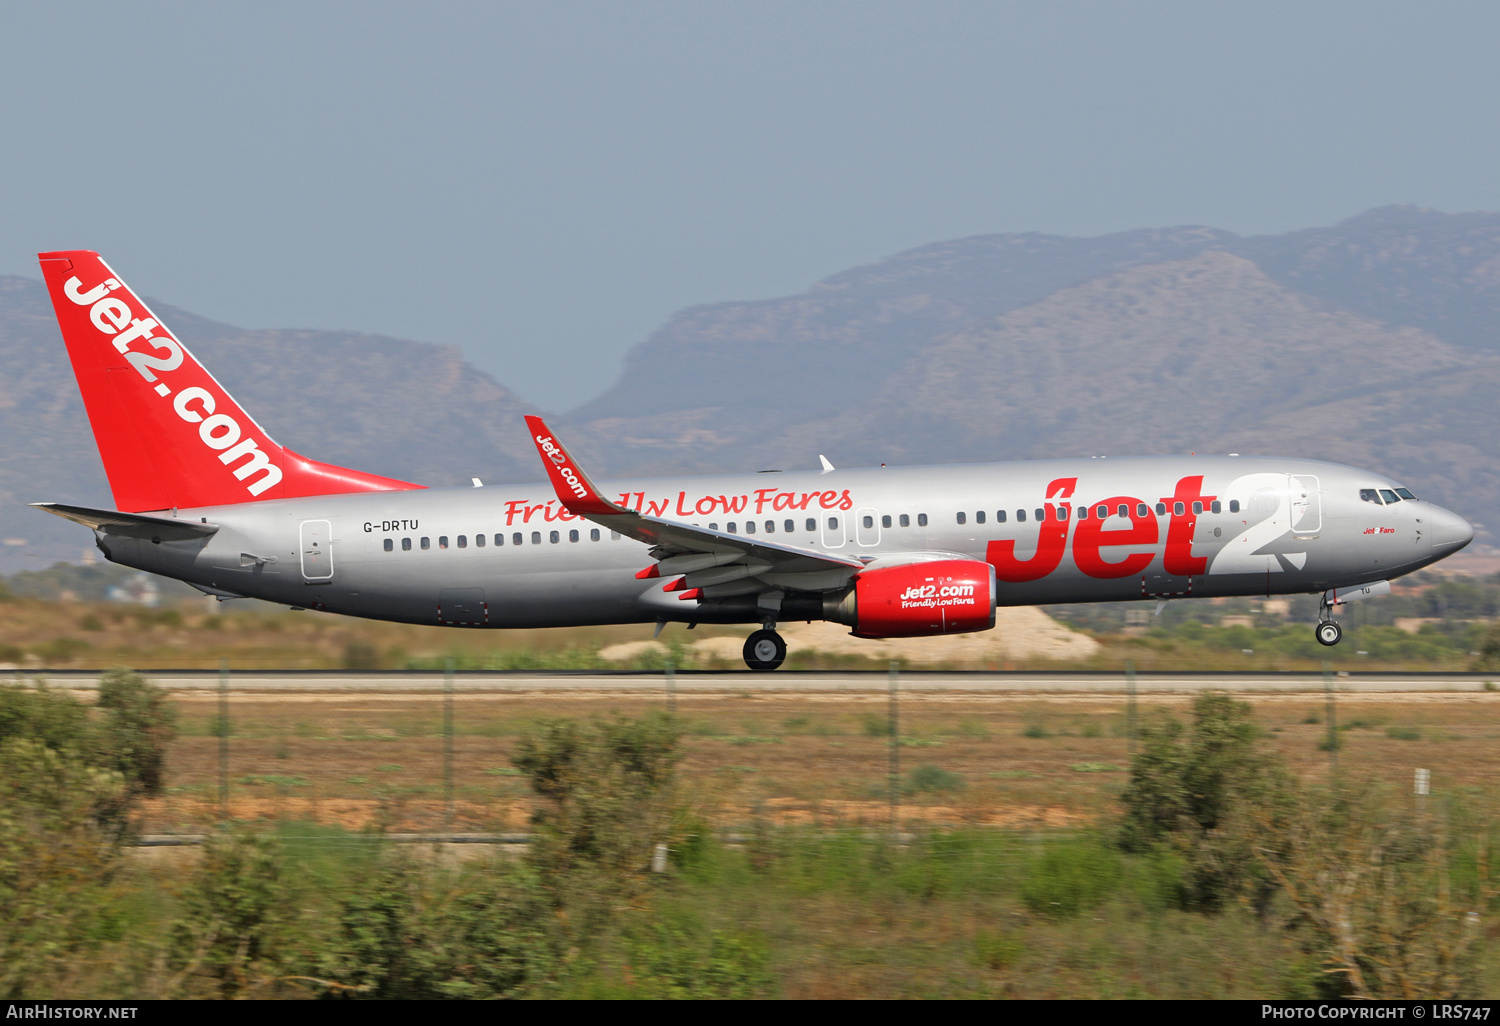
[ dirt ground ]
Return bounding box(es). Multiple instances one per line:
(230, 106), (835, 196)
(120, 688), (1500, 836)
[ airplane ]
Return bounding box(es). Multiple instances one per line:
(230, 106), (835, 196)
(31, 250), (1476, 670)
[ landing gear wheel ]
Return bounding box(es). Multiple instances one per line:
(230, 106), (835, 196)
(1316, 621), (1343, 647)
(743, 629), (787, 671)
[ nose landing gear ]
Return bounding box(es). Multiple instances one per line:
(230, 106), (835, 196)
(1315, 591), (1342, 647)
(743, 628), (787, 671)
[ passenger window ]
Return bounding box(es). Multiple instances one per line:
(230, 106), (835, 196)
(590, 528), (600, 541)
(1192, 501), (1203, 515)
(827, 517), (838, 530)
(1229, 500), (1240, 514)
(785, 520), (796, 532)
(1379, 489), (1399, 504)
(494, 534), (503, 546)
(475, 534), (484, 548)
(917, 513), (928, 527)
(530, 532), (540, 545)
(709, 523), (719, 531)
(438, 536), (448, 549)
(549, 530), (560, 544)
(1135, 504), (1148, 518)
(996, 510), (1006, 523)
(956, 512), (966, 525)
(1077, 506), (1088, 520)
(766, 520), (776, 533)
(1359, 489), (1382, 504)
(1017, 509), (1027, 523)
(457, 535), (467, 548)
(881, 515), (891, 528)
(569, 529), (579, 542)
(1155, 503), (1166, 515)
(745, 521), (756, 534)
(1036, 508), (1046, 522)
(1395, 488), (1417, 500)
(383, 538), (393, 552)
(899, 514), (910, 527)
(863, 515), (874, 528)
(1210, 501), (1221, 514)
(806, 518), (817, 531)
(728, 523), (737, 534)
(1059, 506), (1069, 520)
(420, 537), (431, 550)
(402, 538), (411, 551)
(1096, 505), (1108, 518)
(513, 533), (523, 546)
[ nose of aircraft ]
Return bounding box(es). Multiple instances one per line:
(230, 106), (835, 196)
(1427, 505), (1475, 554)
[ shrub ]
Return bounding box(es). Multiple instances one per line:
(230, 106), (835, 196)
(512, 713), (684, 930)
(905, 764), (965, 794)
(341, 641), (381, 670)
(96, 668), (176, 799)
(1020, 835), (1122, 917)
(0, 739), (127, 997)
(168, 830), (289, 998)
(1257, 784), (1495, 998)
(1118, 692), (1293, 909)
(318, 850), (553, 999)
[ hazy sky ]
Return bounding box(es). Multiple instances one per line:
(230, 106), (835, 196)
(4, 1), (1499, 410)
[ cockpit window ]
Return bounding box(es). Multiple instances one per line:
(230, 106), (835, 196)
(1359, 489), (1383, 505)
(1379, 489), (1400, 504)
(1394, 487), (1417, 501)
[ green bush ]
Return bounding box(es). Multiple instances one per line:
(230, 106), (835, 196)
(1020, 836), (1122, 917)
(0, 739), (127, 998)
(1118, 692), (1293, 910)
(341, 641), (381, 670)
(319, 850), (553, 999)
(96, 669), (176, 799)
(512, 713), (685, 931)
(905, 764), (965, 794)
(168, 830), (289, 998)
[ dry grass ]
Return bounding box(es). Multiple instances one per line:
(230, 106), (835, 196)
(124, 689), (1500, 835)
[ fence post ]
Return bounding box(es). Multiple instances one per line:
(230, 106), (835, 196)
(444, 656), (455, 828)
(888, 660), (900, 841)
(217, 658), (229, 823)
(1323, 660), (1338, 774)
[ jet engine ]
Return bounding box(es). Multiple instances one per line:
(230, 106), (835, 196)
(825, 559), (997, 638)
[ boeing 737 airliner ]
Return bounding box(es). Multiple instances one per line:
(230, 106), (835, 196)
(32, 251), (1475, 669)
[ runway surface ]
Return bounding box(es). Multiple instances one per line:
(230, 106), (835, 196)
(22, 669), (1499, 694)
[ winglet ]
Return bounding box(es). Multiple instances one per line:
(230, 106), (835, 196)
(523, 416), (625, 516)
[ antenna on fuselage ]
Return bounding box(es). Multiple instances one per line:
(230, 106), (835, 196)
(818, 455), (835, 475)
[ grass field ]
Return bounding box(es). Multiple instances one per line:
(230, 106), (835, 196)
(133, 688), (1500, 836)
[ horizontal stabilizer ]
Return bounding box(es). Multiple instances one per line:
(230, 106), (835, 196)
(31, 502), (218, 540)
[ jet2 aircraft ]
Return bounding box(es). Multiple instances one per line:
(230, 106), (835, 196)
(32, 251), (1475, 669)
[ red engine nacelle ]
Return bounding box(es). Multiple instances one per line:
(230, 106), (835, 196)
(827, 559), (997, 639)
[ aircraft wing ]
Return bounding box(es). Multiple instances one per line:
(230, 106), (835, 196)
(31, 502), (219, 540)
(524, 416), (863, 597)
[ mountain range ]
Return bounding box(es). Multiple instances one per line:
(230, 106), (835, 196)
(1, 205), (1496, 573)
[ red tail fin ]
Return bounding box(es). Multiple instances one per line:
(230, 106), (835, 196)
(38, 251), (424, 512)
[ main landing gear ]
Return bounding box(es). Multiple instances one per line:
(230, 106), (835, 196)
(1315, 591), (1342, 647)
(743, 628), (787, 671)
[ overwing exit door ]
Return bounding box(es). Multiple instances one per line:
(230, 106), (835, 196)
(300, 520), (334, 580)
